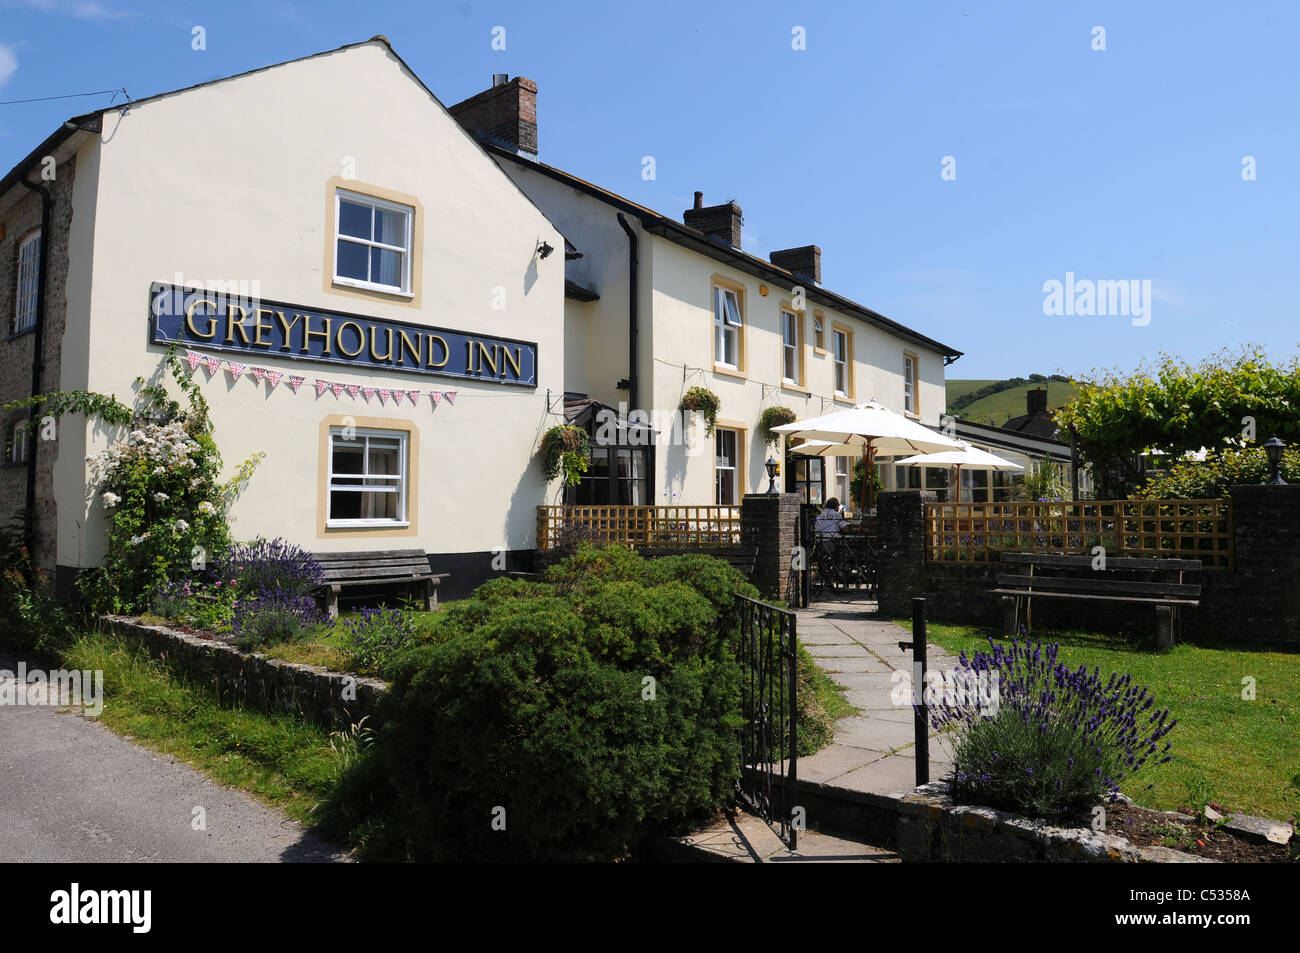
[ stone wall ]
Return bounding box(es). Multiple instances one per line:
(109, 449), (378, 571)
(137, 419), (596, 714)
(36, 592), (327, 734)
(102, 615), (386, 728)
(877, 486), (1300, 643)
(876, 490), (934, 618)
(0, 155), (77, 575)
(896, 780), (1212, 863)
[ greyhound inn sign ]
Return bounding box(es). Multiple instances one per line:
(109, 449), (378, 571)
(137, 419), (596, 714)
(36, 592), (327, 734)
(148, 282), (538, 387)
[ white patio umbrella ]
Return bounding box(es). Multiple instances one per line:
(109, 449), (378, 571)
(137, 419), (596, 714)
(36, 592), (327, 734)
(773, 400), (964, 513)
(893, 440), (1023, 503)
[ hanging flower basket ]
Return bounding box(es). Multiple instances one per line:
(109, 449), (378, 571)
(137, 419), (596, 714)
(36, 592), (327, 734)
(540, 425), (590, 486)
(759, 406), (797, 449)
(679, 386), (721, 437)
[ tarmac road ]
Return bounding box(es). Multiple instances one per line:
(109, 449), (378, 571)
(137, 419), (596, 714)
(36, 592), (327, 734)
(0, 654), (349, 863)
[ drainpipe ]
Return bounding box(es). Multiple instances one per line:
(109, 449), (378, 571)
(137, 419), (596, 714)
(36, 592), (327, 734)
(19, 179), (52, 560)
(616, 213), (638, 413)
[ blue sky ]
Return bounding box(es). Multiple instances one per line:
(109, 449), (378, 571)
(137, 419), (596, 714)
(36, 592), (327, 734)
(1, 0), (1296, 381)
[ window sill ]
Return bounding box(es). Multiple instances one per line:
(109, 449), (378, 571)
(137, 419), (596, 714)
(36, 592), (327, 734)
(812, 347), (827, 357)
(325, 520), (411, 529)
(781, 381), (810, 396)
(712, 364), (747, 381)
(833, 394), (856, 406)
(331, 278), (414, 299)
(8, 326), (35, 341)
(904, 411), (922, 421)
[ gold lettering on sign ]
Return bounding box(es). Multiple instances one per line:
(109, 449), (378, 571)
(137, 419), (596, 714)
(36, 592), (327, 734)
(275, 311), (300, 351)
(476, 341), (497, 377)
(225, 304), (251, 345)
(370, 326), (394, 362)
(502, 346), (522, 379)
(426, 335), (449, 368)
(397, 329), (422, 367)
(465, 339), (474, 373)
(252, 309), (275, 348)
(336, 321), (365, 358)
(303, 316), (332, 356)
(184, 298), (218, 339)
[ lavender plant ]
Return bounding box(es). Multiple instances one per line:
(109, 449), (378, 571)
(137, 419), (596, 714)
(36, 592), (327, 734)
(218, 538), (325, 599)
(338, 607), (416, 675)
(930, 637), (1176, 819)
(230, 584), (325, 651)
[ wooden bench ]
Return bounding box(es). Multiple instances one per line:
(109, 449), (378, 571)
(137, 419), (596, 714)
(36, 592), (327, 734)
(312, 550), (447, 619)
(637, 545), (759, 578)
(992, 552), (1202, 648)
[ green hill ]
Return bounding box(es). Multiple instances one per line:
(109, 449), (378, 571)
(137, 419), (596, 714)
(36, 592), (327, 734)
(946, 376), (1080, 427)
(944, 379), (1000, 406)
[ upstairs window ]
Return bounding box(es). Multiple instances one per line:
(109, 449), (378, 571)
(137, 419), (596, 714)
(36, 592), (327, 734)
(813, 313), (825, 350)
(713, 285), (743, 368)
(904, 352), (918, 414)
(781, 309), (801, 385)
(334, 190), (412, 295)
(14, 231), (40, 335)
(833, 327), (851, 398)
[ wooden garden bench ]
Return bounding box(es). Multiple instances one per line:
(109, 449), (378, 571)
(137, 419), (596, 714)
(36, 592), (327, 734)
(637, 545), (759, 578)
(991, 552), (1201, 648)
(312, 549), (447, 619)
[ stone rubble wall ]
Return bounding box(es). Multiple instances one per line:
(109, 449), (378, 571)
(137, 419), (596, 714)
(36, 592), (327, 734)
(101, 615), (385, 729)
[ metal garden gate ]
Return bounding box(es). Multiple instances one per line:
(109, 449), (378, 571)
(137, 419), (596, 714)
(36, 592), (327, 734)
(736, 593), (799, 849)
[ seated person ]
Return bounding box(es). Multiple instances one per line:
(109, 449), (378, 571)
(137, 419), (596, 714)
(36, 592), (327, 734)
(814, 497), (848, 536)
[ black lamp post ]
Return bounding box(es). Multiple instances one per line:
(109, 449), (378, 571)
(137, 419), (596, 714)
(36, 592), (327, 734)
(1263, 436), (1287, 485)
(765, 455), (779, 495)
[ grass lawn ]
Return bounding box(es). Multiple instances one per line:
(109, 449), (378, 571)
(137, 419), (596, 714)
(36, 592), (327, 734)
(891, 618), (1300, 822)
(62, 630), (357, 828)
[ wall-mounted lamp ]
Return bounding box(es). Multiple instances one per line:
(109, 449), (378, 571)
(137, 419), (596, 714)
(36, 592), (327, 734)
(536, 241), (554, 260)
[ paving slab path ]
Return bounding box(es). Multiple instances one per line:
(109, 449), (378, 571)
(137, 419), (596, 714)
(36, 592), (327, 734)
(797, 601), (957, 797)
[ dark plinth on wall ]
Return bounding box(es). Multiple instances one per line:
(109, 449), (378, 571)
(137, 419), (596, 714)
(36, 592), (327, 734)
(741, 492), (801, 603)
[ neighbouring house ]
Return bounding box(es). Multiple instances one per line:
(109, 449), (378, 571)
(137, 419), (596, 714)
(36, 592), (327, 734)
(450, 75), (963, 511)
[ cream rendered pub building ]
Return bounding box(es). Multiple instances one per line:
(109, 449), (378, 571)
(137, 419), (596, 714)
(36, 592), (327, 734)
(0, 39), (565, 599)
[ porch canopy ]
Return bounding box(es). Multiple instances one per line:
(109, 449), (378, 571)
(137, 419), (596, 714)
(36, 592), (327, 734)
(772, 400), (963, 513)
(893, 440), (1024, 503)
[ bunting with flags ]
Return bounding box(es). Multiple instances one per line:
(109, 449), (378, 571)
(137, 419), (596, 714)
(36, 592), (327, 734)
(171, 348), (475, 411)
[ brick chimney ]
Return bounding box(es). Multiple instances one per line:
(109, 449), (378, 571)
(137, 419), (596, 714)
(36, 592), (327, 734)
(770, 245), (821, 284)
(1027, 387), (1048, 415)
(683, 192), (743, 247)
(449, 75), (538, 155)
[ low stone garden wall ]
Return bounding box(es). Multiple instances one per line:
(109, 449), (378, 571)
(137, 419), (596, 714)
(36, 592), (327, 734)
(896, 781), (1214, 863)
(101, 615), (386, 728)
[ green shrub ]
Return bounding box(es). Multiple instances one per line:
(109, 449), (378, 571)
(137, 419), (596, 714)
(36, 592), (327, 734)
(0, 512), (74, 654)
(1137, 445), (1300, 499)
(320, 544), (753, 861)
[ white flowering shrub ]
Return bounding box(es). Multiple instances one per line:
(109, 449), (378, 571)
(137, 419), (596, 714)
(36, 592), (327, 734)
(90, 418), (231, 610)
